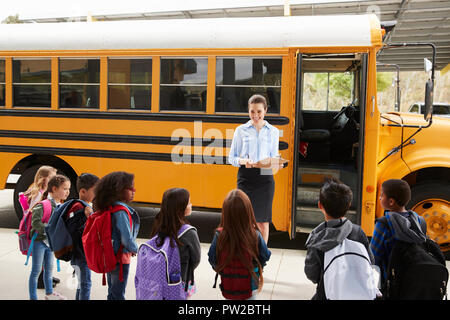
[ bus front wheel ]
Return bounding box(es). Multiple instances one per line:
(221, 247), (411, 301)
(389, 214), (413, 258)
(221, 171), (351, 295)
(407, 181), (450, 260)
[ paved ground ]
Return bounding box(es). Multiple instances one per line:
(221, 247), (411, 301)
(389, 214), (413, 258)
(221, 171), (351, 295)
(0, 189), (316, 300)
(1, 189), (448, 301)
(0, 227), (315, 300)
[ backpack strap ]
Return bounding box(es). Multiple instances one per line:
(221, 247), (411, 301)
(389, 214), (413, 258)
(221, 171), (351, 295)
(408, 210), (427, 235)
(19, 193), (30, 213)
(25, 232), (38, 266)
(41, 199), (53, 224)
(110, 204), (133, 283)
(178, 224), (196, 238)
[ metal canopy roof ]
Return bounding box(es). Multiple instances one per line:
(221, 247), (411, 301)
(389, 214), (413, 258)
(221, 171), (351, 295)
(20, 0), (450, 71)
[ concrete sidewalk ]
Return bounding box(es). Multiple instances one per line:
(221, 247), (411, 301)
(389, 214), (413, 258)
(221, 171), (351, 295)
(0, 228), (316, 300)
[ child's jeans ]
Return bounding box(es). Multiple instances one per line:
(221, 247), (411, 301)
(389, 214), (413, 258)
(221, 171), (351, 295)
(29, 240), (54, 300)
(71, 258), (92, 300)
(107, 263), (130, 300)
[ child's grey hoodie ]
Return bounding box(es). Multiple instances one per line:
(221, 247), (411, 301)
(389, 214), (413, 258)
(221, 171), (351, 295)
(304, 218), (374, 286)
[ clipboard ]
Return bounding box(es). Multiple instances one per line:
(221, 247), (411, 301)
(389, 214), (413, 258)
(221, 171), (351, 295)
(254, 157), (289, 168)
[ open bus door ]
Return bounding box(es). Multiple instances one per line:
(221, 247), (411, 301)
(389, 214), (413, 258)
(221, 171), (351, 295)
(290, 52), (369, 240)
(290, 52), (303, 239)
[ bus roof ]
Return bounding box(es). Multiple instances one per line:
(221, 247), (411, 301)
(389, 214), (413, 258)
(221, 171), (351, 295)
(0, 14), (381, 51)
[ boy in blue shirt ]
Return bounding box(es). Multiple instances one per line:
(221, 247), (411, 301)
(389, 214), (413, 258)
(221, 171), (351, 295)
(369, 179), (427, 285)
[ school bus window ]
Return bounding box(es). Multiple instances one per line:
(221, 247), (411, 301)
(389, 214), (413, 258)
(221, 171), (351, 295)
(108, 58), (152, 110)
(0, 60), (4, 106)
(13, 59), (51, 108)
(302, 71), (354, 111)
(215, 57), (282, 114)
(160, 58), (207, 112)
(59, 58), (100, 109)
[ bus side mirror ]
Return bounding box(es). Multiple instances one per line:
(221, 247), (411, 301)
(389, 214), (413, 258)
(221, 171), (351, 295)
(424, 79), (433, 121)
(424, 58), (433, 73)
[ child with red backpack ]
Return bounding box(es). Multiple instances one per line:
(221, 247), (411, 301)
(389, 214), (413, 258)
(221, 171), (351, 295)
(28, 174), (70, 300)
(84, 171), (140, 300)
(135, 188), (201, 300)
(208, 189), (271, 300)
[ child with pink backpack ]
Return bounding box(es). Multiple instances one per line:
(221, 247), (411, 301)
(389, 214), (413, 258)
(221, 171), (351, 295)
(28, 174), (70, 300)
(18, 166), (59, 289)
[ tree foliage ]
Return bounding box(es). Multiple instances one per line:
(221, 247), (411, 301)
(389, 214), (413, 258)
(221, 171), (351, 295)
(377, 72), (393, 92)
(2, 14), (22, 24)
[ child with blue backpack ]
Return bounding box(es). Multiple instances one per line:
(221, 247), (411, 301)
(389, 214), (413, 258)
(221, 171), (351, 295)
(65, 173), (99, 300)
(92, 171), (140, 300)
(28, 174), (70, 300)
(135, 188), (201, 300)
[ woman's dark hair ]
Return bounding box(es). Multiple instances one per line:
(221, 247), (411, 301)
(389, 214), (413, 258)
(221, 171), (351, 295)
(150, 188), (190, 247)
(248, 94), (268, 110)
(319, 177), (353, 219)
(93, 171), (134, 211)
(382, 179), (411, 207)
(215, 189), (264, 292)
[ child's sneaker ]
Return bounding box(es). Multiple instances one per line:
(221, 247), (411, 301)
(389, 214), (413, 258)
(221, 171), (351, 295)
(45, 292), (67, 300)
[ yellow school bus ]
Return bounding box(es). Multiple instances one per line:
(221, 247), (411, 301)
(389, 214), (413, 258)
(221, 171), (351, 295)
(0, 15), (448, 254)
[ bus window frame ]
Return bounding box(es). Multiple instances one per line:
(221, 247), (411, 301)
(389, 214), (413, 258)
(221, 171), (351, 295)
(12, 57), (52, 108)
(107, 57), (153, 111)
(159, 56), (208, 113)
(58, 57), (101, 109)
(215, 56), (283, 114)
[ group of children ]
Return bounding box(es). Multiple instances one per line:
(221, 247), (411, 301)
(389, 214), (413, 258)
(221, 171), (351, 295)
(21, 165), (441, 300)
(304, 177), (445, 300)
(21, 166), (270, 300)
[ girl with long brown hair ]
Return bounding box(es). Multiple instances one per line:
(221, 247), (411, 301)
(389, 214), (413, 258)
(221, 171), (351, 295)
(149, 188), (201, 298)
(208, 189), (271, 300)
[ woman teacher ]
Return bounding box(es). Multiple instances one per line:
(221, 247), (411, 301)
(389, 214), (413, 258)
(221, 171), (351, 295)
(228, 94), (283, 243)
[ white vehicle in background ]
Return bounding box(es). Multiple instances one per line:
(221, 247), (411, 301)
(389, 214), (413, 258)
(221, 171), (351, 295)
(409, 102), (450, 118)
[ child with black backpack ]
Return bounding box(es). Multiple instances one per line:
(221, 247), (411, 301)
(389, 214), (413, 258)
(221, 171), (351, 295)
(304, 177), (378, 300)
(208, 189), (271, 300)
(65, 173), (99, 300)
(135, 188), (201, 300)
(370, 179), (448, 299)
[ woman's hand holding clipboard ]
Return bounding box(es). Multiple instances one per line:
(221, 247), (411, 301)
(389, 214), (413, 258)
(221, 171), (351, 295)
(252, 157), (289, 169)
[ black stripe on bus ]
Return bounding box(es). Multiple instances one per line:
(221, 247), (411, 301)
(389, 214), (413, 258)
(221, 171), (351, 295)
(0, 145), (230, 165)
(0, 109), (290, 125)
(0, 130), (289, 150)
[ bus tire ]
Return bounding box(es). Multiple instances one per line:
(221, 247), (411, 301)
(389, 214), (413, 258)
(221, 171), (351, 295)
(407, 181), (450, 260)
(13, 164), (77, 221)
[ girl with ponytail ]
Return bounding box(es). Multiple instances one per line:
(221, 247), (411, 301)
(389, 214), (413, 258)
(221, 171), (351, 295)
(28, 174), (70, 300)
(20, 166), (57, 215)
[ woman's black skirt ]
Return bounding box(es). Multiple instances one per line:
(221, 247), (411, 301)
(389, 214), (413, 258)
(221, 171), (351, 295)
(237, 166), (275, 223)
